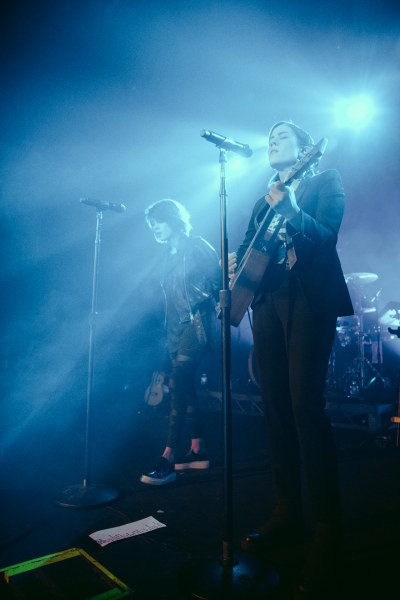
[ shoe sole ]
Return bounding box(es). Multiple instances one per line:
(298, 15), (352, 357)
(140, 472), (177, 485)
(175, 460), (210, 470)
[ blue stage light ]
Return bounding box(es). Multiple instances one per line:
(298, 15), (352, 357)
(347, 99), (370, 122)
(335, 96), (375, 128)
(228, 158), (244, 172)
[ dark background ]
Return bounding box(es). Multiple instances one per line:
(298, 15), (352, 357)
(1, 0), (399, 478)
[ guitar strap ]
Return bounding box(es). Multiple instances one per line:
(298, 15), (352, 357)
(253, 196), (270, 230)
(285, 178), (310, 268)
(254, 179), (309, 269)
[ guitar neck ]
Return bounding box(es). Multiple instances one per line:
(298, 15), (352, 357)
(285, 137), (328, 184)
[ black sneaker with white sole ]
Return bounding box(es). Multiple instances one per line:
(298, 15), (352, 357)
(175, 450), (210, 470)
(140, 457), (176, 485)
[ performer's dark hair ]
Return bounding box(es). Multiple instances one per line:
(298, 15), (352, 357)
(268, 121), (318, 182)
(145, 199), (192, 241)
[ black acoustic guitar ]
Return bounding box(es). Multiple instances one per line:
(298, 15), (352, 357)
(229, 138), (328, 327)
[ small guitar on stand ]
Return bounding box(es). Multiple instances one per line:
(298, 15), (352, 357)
(229, 138), (328, 327)
(144, 372), (166, 406)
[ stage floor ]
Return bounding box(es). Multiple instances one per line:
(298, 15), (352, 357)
(1, 398), (399, 599)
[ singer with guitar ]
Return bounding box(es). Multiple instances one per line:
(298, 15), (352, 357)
(229, 122), (353, 599)
(140, 199), (220, 486)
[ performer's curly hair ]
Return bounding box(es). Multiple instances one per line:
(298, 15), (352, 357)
(145, 199), (192, 242)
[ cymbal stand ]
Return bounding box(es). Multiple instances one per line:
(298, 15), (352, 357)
(361, 287), (394, 394)
(371, 287), (383, 371)
(341, 285), (365, 394)
(325, 339), (341, 395)
(371, 288), (383, 373)
(342, 285), (387, 396)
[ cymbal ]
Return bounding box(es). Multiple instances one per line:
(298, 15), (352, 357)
(344, 272), (378, 285)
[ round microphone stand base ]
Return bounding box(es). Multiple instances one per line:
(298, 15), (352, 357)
(54, 483), (119, 508)
(177, 551), (279, 600)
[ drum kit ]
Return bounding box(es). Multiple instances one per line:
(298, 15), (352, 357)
(327, 272), (393, 400)
(244, 271), (396, 401)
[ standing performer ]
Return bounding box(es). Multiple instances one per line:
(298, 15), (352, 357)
(140, 199), (221, 485)
(229, 121), (353, 598)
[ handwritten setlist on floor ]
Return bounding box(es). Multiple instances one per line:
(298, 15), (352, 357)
(89, 516), (166, 547)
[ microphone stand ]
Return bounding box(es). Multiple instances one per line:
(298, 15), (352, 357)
(372, 288), (382, 371)
(177, 149), (278, 598)
(55, 208), (119, 507)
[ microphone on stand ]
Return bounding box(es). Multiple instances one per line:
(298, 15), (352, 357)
(200, 129), (253, 158)
(80, 198), (126, 213)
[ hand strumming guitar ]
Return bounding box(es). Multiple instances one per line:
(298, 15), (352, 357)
(219, 253), (238, 280)
(228, 252), (237, 279)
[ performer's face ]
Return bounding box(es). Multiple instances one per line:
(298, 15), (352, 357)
(150, 219), (173, 242)
(268, 124), (301, 172)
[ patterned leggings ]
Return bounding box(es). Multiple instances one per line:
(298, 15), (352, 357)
(166, 350), (205, 449)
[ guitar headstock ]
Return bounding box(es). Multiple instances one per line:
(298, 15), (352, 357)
(284, 138), (328, 186)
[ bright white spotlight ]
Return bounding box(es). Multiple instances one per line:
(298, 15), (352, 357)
(335, 96), (375, 129)
(228, 158), (244, 172)
(347, 100), (370, 122)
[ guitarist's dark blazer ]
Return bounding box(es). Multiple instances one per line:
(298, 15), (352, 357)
(236, 169), (354, 319)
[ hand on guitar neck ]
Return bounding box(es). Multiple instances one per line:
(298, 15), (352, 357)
(266, 180), (301, 223)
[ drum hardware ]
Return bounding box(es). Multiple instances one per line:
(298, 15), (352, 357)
(330, 274), (392, 400)
(344, 272), (378, 286)
(388, 327), (400, 446)
(335, 323), (359, 347)
(339, 275), (373, 394)
(359, 307), (376, 314)
(357, 326), (400, 451)
(370, 286), (383, 369)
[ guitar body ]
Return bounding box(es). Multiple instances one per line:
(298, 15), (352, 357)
(229, 138), (328, 327)
(230, 212), (284, 327)
(144, 371), (165, 406)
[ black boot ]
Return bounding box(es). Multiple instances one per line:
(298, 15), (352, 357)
(241, 500), (305, 553)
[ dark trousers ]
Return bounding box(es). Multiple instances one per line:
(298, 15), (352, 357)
(253, 269), (340, 523)
(166, 322), (206, 449)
